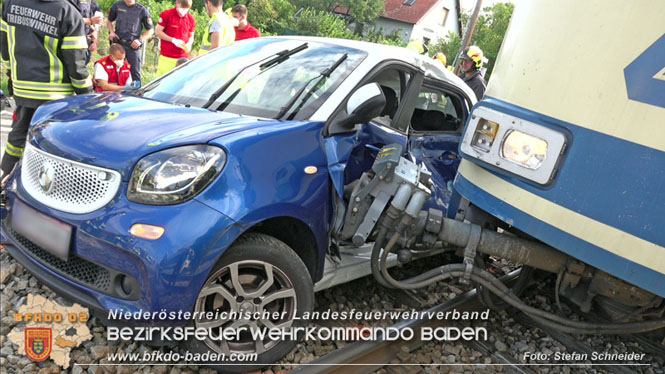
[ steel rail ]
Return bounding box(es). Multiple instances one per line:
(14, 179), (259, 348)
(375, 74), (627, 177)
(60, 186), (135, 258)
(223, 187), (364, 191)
(513, 313), (645, 374)
(290, 269), (522, 374)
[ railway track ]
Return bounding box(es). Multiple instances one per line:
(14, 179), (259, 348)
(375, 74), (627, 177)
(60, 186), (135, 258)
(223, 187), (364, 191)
(290, 270), (524, 374)
(289, 268), (664, 374)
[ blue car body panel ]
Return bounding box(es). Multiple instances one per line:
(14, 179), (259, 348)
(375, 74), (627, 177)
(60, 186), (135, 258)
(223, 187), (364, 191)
(2, 73), (467, 318)
(1, 94), (347, 317)
(30, 94), (275, 179)
(200, 120), (333, 278)
(409, 134), (461, 214)
(4, 170), (239, 315)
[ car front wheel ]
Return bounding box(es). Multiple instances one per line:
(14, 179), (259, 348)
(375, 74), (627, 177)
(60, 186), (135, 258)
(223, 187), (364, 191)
(186, 232), (314, 372)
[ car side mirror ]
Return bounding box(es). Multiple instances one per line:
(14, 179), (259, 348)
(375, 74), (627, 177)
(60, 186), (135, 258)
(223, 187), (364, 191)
(329, 83), (386, 134)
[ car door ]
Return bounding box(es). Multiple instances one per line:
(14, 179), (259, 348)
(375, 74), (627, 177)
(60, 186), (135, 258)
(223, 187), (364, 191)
(406, 79), (473, 215)
(324, 62), (424, 198)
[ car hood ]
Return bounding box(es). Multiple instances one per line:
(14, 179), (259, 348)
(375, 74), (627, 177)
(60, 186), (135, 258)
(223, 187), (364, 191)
(30, 93), (279, 179)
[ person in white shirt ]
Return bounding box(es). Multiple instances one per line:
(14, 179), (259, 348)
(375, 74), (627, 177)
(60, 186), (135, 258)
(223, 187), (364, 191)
(93, 44), (137, 92)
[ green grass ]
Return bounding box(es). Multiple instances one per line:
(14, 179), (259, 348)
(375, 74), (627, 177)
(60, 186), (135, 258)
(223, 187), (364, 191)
(0, 72), (7, 95)
(1, 59), (8, 94)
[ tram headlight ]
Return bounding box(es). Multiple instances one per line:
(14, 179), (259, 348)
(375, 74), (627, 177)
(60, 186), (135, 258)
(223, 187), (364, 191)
(501, 130), (548, 170)
(460, 107), (567, 185)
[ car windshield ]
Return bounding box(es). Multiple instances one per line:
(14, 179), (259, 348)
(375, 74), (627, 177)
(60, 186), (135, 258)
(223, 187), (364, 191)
(140, 38), (367, 119)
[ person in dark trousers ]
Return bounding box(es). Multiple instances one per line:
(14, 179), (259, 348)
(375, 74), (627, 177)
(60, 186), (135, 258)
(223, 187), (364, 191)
(77, 0), (103, 64)
(106, 0), (153, 82)
(0, 0), (93, 186)
(459, 45), (487, 101)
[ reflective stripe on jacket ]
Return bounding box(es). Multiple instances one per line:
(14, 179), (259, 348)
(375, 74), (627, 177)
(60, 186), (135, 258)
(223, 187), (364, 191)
(1, 0), (93, 107)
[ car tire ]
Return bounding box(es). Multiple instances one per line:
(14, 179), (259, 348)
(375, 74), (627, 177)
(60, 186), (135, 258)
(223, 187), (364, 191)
(186, 232), (314, 372)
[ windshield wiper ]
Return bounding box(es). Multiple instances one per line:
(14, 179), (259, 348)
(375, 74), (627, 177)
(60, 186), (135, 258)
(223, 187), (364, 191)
(276, 53), (348, 120)
(202, 42), (308, 109)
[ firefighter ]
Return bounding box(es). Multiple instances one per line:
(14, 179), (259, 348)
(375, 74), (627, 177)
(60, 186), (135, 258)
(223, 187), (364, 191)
(199, 0), (235, 55)
(458, 45), (487, 101)
(106, 0), (154, 82)
(406, 38), (430, 55)
(0, 0), (93, 185)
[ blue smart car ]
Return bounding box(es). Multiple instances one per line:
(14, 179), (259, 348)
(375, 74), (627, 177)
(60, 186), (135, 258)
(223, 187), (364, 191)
(1, 36), (476, 368)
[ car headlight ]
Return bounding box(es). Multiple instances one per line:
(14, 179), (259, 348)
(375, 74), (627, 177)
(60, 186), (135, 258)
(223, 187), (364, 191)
(460, 107), (567, 185)
(127, 145), (226, 205)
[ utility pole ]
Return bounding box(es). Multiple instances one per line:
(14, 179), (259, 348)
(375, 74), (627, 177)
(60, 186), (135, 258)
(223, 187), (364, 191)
(453, 0), (483, 74)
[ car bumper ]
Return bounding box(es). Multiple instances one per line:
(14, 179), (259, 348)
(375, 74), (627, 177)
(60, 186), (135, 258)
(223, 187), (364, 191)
(1, 171), (240, 324)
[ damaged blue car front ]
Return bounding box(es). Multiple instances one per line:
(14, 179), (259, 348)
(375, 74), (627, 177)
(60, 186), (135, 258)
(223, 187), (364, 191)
(1, 36), (476, 369)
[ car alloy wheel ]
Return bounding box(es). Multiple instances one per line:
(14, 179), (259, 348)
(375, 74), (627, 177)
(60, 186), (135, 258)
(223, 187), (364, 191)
(186, 232), (314, 371)
(194, 260), (297, 355)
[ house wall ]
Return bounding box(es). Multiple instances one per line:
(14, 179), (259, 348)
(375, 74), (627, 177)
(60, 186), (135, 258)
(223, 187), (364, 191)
(372, 0), (460, 44)
(411, 0), (460, 43)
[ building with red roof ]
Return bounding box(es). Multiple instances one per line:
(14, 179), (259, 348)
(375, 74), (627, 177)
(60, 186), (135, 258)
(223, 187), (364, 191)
(375, 0), (461, 44)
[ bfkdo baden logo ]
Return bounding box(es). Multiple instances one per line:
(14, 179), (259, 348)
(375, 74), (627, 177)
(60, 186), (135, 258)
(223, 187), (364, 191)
(9, 294), (93, 368)
(25, 328), (52, 361)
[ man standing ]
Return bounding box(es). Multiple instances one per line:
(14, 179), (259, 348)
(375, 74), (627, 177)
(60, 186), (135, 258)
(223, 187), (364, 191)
(93, 43), (135, 92)
(77, 0), (104, 64)
(107, 0), (154, 82)
(458, 46), (487, 101)
(199, 0), (234, 54)
(155, 0), (195, 76)
(0, 0), (93, 183)
(231, 4), (260, 41)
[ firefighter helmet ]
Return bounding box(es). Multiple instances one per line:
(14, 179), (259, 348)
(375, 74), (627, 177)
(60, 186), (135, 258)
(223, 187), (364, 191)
(433, 52), (447, 67)
(460, 46), (484, 69)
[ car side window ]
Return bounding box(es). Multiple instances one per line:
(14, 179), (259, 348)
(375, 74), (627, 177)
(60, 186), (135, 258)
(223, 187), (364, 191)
(410, 86), (465, 133)
(367, 68), (412, 129)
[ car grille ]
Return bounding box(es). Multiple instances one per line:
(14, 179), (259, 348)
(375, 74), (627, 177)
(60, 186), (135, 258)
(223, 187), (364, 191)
(20, 143), (121, 214)
(6, 226), (112, 292)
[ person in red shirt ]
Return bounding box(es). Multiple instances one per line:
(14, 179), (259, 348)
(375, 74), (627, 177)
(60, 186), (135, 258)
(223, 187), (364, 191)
(155, 0), (196, 76)
(231, 4), (261, 41)
(93, 44), (136, 92)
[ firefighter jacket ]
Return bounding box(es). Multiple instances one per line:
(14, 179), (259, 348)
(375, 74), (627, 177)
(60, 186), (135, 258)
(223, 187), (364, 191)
(93, 55), (131, 92)
(1, 0), (93, 108)
(461, 70), (487, 101)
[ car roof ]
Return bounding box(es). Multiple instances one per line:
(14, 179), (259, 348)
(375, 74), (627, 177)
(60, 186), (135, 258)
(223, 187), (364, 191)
(266, 36), (477, 104)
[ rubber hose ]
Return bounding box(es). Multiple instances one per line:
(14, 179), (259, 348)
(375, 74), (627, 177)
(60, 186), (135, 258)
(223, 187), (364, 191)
(469, 269), (665, 333)
(370, 227), (394, 289)
(376, 239), (665, 333)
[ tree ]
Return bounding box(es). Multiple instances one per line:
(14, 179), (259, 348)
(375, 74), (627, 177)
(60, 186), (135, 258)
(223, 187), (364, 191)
(292, 0), (385, 35)
(292, 7), (357, 39)
(365, 27), (403, 46)
(469, 2), (514, 79)
(431, 30), (462, 66)
(246, 0), (296, 35)
(430, 2), (514, 80)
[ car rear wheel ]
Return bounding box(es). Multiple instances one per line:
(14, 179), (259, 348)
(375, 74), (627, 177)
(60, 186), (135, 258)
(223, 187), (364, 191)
(186, 233), (314, 372)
